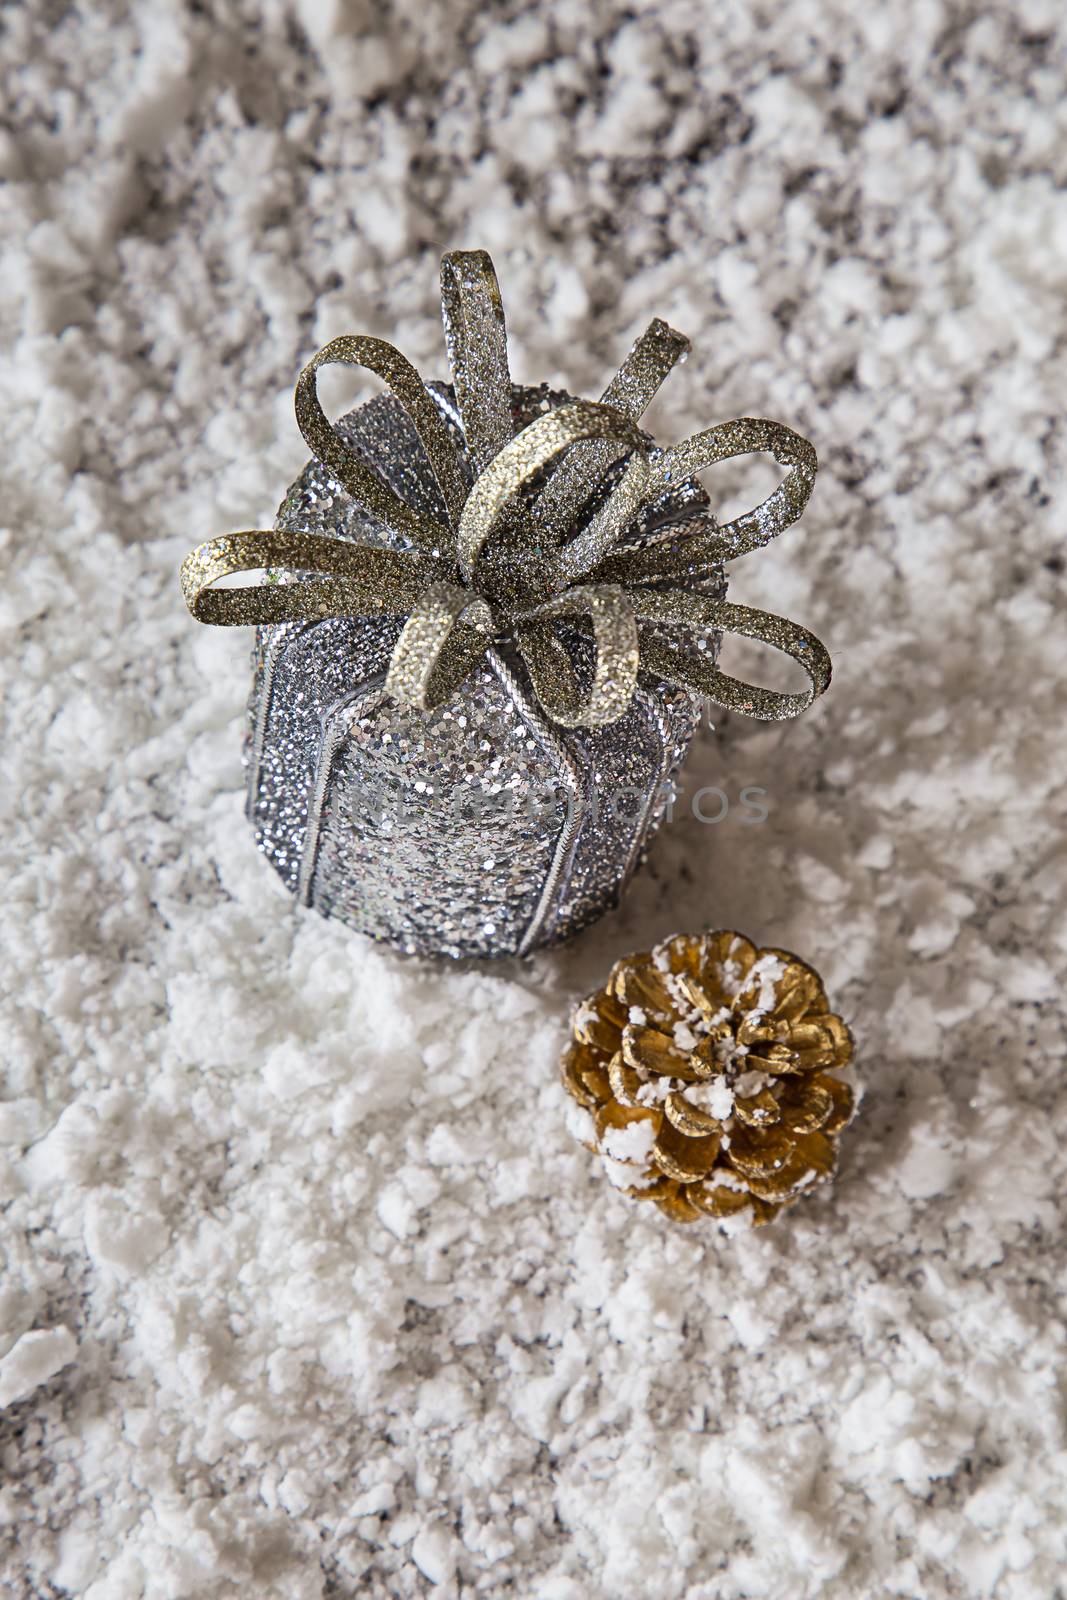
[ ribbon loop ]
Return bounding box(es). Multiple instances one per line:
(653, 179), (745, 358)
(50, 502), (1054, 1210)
(515, 620), (583, 727)
(457, 402), (646, 581)
(294, 334), (469, 544)
(522, 585), (640, 728)
(587, 417), (817, 585)
(553, 450), (652, 581)
(634, 591), (832, 720)
(440, 250), (515, 474)
(384, 582), (496, 712)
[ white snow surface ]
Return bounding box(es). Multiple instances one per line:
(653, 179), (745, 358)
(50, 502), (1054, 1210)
(3, 2), (1067, 1596)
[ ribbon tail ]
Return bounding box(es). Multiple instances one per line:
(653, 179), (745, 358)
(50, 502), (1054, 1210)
(635, 591), (832, 721)
(533, 317), (690, 544)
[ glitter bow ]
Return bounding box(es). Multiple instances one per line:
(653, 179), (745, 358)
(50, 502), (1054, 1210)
(180, 251), (831, 728)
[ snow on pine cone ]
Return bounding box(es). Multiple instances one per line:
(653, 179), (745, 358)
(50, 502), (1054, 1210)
(560, 931), (857, 1228)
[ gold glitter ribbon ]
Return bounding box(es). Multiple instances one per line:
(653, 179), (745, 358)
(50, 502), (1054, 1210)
(180, 250), (832, 727)
(533, 316), (690, 543)
(439, 250), (514, 474)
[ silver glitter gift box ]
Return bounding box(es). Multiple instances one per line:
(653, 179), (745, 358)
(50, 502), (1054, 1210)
(182, 251), (831, 959)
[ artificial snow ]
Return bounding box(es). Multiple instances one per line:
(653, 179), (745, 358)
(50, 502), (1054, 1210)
(2, 0), (1066, 1596)
(0, 1329), (78, 1411)
(601, 1120), (657, 1166)
(681, 1078), (736, 1123)
(672, 1021), (699, 1052)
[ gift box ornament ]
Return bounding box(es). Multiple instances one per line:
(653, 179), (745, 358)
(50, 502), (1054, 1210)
(181, 251), (831, 959)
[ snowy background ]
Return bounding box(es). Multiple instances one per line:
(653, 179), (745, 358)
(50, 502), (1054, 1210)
(3, 1), (1066, 1596)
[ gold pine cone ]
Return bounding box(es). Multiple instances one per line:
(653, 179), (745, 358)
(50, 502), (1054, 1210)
(561, 931), (856, 1229)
